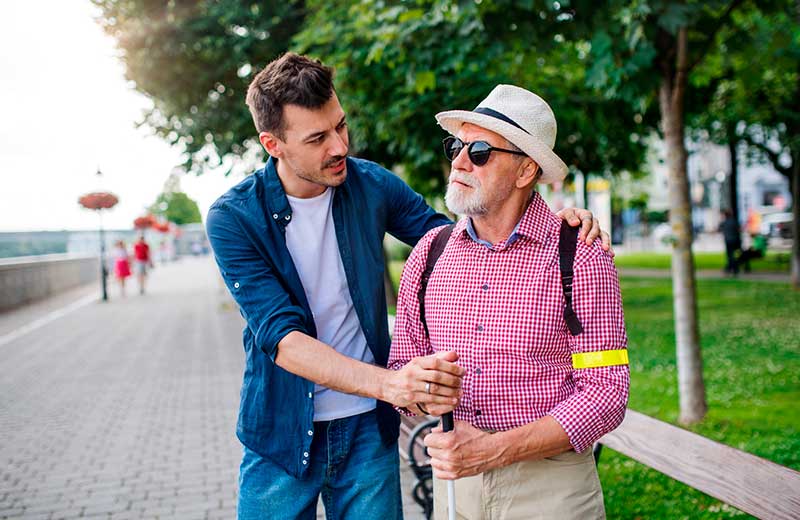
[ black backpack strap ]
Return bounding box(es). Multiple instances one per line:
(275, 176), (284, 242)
(559, 220), (583, 336)
(418, 224), (456, 339)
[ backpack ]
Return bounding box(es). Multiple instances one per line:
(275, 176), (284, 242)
(417, 220), (583, 339)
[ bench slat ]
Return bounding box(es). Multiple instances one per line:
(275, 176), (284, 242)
(600, 410), (800, 519)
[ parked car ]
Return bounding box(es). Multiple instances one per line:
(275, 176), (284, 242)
(760, 212), (794, 239)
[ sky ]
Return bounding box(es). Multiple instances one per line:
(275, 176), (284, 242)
(0, 1), (245, 232)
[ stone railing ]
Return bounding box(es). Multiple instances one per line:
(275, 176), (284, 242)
(0, 254), (99, 311)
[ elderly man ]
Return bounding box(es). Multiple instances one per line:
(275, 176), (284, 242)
(389, 85), (630, 519)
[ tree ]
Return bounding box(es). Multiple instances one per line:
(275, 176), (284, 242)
(293, 0), (650, 196)
(582, 0), (777, 423)
(93, 0), (304, 174)
(690, 0), (799, 283)
(95, 0), (648, 198)
(726, 2), (799, 288)
(150, 191), (202, 225)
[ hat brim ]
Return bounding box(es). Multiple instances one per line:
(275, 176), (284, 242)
(435, 110), (568, 184)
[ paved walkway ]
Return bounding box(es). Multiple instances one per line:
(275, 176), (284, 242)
(618, 267), (791, 283)
(0, 257), (424, 519)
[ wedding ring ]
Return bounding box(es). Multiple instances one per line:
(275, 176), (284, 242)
(425, 382), (431, 394)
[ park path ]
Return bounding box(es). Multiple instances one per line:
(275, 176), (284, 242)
(618, 267), (790, 282)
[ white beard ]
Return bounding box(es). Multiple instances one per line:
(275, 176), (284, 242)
(444, 172), (488, 216)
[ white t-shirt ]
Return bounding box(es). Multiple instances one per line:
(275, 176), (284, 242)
(285, 187), (377, 421)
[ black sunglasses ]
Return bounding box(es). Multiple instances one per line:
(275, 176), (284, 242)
(442, 136), (527, 166)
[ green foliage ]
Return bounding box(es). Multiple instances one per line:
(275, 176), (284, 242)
(293, 0), (650, 195)
(149, 191), (202, 225)
(93, 0), (305, 174)
(95, 0), (649, 197)
(691, 0), (799, 180)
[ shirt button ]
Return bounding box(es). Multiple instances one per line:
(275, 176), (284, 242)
(481, 284), (489, 291)
(233, 282), (240, 289)
(272, 213), (279, 219)
(475, 410), (482, 417)
(285, 215), (291, 221)
(307, 430), (313, 436)
(475, 367), (482, 374)
(302, 460), (308, 465)
(476, 325), (484, 332)
(308, 392), (313, 399)
(303, 452), (309, 457)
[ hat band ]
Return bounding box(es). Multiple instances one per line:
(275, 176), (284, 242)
(473, 107), (530, 135)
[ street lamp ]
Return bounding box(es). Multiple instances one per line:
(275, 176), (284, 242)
(78, 168), (119, 302)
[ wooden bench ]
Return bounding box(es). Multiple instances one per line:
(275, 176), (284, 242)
(597, 410), (800, 519)
(399, 411), (800, 519)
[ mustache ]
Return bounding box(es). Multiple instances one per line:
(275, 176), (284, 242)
(449, 171), (480, 188)
(323, 155), (347, 168)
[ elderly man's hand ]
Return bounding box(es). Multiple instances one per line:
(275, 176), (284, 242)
(424, 420), (505, 480)
(385, 351), (464, 410)
(556, 208), (614, 257)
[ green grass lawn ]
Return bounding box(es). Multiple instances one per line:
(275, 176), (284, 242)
(388, 263), (799, 517)
(614, 251), (790, 273)
(602, 277), (800, 519)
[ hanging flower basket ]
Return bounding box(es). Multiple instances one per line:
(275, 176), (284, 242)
(133, 214), (157, 229)
(78, 192), (119, 210)
(154, 221), (171, 233)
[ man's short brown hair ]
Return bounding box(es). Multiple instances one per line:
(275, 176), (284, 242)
(246, 53), (335, 139)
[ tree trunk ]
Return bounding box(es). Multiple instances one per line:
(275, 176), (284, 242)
(659, 27), (707, 424)
(727, 129), (740, 226)
(791, 156), (799, 289)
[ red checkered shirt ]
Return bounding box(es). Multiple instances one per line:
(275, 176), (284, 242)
(388, 193), (629, 452)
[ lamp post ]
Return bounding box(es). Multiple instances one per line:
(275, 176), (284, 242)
(98, 208), (108, 301)
(78, 168), (118, 303)
(97, 168), (108, 302)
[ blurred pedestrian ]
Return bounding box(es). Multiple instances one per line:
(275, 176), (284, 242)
(133, 234), (154, 294)
(720, 209), (741, 275)
(738, 233), (767, 273)
(112, 240), (131, 297)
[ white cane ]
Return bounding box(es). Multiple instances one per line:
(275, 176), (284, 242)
(442, 412), (456, 520)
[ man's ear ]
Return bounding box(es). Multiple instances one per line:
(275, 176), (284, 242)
(259, 131), (282, 158)
(516, 159), (540, 189)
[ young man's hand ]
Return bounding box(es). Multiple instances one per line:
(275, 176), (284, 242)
(556, 207), (614, 257)
(384, 351), (463, 410)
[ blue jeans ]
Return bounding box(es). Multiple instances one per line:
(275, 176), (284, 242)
(237, 409), (403, 519)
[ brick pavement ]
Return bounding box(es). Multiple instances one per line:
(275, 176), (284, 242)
(0, 257), (424, 519)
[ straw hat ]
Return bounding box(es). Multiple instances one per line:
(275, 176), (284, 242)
(435, 84), (568, 184)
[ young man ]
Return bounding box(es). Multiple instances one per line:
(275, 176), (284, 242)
(389, 85), (630, 519)
(132, 234), (153, 295)
(206, 54), (607, 519)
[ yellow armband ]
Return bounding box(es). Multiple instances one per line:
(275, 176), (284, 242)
(572, 349), (629, 369)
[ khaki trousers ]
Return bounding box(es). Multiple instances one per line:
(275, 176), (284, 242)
(433, 449), (605, 520)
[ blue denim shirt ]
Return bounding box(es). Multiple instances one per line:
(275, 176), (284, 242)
(206, 156), (450, 478)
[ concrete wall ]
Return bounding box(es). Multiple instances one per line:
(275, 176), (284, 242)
(0, 254), (99, 311)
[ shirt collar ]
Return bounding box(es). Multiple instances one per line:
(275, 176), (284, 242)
(261, 156), (292, 227)
(457, 192), (557, 249)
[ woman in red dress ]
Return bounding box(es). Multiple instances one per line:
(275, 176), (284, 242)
(112, 240), (132, 297)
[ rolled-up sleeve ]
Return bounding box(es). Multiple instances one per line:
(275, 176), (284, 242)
(387, 229), (441, 415)
(548, 246), (630, 452)
(206, 204), (308, 362)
